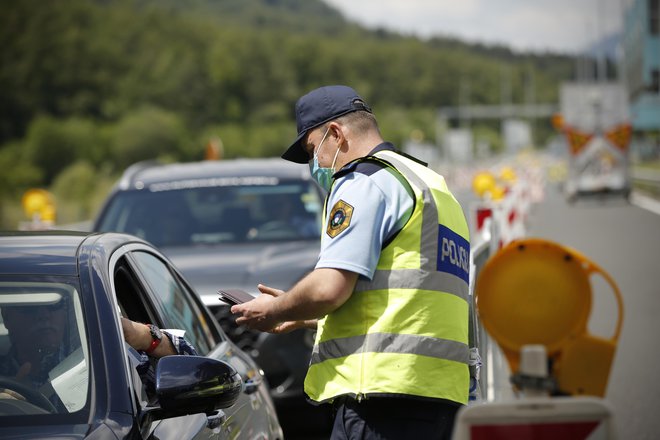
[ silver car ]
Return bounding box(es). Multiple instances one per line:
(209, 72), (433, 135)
(93, 158), (331, 436)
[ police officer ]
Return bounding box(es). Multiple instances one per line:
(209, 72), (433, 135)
(231, 85), (470, 439)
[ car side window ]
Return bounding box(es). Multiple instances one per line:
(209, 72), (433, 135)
(129, 251), (215, 355)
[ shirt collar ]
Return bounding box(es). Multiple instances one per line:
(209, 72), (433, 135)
(333, 142), (398, 179)
(367, 142), (396, 155)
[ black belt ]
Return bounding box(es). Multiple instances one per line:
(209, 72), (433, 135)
(333, 394), (460, 419)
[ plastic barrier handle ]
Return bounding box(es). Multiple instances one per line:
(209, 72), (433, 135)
(573, 249), (624, 342)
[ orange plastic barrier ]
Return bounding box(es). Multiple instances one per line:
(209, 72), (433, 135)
(475, 238), (623, 397)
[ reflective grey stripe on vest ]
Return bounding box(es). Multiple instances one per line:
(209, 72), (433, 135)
(355, 152), (468, 299)
(310, 332), (470, 365)
(354, 268), (469, 301)
(376, 152), (440, 272)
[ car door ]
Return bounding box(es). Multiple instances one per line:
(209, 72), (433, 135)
(113, 245), (277, 439)
(108, 248), (216, 440)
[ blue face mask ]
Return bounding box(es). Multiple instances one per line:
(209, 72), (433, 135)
(308, 127), (341, 192)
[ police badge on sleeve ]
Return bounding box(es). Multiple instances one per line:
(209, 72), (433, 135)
(327, 200), (354, 238)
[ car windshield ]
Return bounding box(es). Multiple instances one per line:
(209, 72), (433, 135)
(97, 178), (323, 247)
(0, 282), (89, 416)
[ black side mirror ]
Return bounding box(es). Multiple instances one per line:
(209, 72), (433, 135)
(155, 355), (242, 416)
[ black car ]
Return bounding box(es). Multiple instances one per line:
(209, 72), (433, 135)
(0, 231), (283, 439)
(93, 159), (332, 436)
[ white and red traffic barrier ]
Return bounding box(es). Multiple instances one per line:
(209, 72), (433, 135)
(470, 165), (541, 252)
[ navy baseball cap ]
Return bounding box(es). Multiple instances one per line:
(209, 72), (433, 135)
(282, 85), (372, 163)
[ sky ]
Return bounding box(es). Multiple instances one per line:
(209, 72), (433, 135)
(323, 0), (626, 54)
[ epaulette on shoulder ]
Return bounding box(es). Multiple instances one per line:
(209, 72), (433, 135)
(379, 149), (429, 167)
(334, 156), (392, 179)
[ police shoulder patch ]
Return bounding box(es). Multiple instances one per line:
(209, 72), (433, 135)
(326, 199), (354, 238)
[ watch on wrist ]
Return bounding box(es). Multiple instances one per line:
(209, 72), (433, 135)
(145, 324), (162, 354)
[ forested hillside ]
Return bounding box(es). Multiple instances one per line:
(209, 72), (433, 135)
(0, 0), (577, 227)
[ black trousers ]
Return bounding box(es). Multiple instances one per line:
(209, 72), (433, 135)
(331, 396), (460, 440)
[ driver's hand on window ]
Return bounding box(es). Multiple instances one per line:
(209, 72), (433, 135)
(121, 317), (176, 358)
(121, 317), (147, 351)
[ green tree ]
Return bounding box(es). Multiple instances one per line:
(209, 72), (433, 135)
(111, 106), (188, 169)
(0, 142), (43, 228)
(23, 116), (101, 185)
(50, 160), (115, 223)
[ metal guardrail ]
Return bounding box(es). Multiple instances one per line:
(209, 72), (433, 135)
(469, 241), (516, 404)
(632, 168), (660, 183)
(632, 168), (660, 197)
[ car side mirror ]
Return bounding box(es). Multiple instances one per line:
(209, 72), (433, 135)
(154, 355), (242, 417)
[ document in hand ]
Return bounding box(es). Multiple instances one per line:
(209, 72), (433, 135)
(218, 289), (255, 305)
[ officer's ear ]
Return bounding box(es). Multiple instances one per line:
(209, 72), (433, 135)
(328, 121), (347, 146)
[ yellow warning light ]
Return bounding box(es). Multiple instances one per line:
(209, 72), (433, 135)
(21, 189), (55, 219)
(499, 166), (517, 184)
(41, 204), (57, 222)
(475, 238), (623, 397)
(472, 172), (496, 198)
(489, 185), (506, 201)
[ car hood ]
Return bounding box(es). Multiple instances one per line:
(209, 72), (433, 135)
(162, 241), (319, 307)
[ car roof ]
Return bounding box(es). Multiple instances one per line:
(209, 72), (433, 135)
(0, 231), (88, 276)
(117, 158), (311, 191)
(0, 231), (149, 276)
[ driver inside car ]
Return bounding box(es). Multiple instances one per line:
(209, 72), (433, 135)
(0, 297), (197, 412)
(253, 192), (319, 239)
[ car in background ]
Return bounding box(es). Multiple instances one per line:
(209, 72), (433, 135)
(0, 231), (283, 439)
(92, 158), (331, 436)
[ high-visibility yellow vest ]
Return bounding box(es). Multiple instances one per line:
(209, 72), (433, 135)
(305, 150), (470, 405)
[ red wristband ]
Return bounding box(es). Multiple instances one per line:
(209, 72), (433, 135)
(145, 337), (160, 354)
(144, 324), (162, 354)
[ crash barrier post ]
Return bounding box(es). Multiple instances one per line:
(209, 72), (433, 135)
(467, 240), (517, 405)
(466, 241), (490, 404)
(455, 238), (623, 439)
